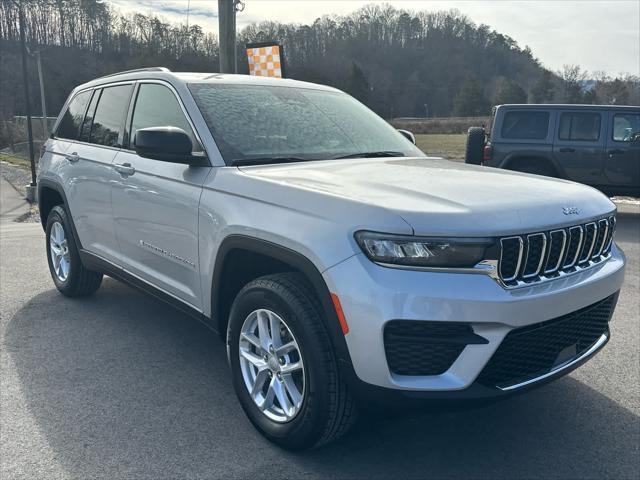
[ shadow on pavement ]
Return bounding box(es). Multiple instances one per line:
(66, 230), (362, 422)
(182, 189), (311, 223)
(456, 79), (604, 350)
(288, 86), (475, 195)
(6, 278), (639, 479)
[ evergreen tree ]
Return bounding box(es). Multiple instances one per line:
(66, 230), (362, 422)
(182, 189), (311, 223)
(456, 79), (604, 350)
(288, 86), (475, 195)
(494, 79), (527, 105)
(453, 79), (490, 116)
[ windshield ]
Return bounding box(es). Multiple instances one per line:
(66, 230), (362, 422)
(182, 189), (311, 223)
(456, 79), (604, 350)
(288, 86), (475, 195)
(188, 83), (425, 165)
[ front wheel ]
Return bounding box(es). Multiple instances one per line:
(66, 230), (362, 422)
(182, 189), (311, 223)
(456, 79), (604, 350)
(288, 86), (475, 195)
(227, 272), (357, 449)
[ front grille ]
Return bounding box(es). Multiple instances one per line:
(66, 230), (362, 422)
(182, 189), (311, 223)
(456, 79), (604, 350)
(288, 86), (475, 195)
(497, 215), (616, 287)
(477, 294), (617, 388)
(384, 321), (487, 376)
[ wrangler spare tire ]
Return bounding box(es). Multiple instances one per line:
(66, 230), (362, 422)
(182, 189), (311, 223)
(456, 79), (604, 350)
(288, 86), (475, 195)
(465, 127), (486, 165)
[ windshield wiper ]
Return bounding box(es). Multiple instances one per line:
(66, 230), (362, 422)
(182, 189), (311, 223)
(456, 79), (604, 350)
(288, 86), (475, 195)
(231, 156), (310, 166)
(331, 151), (406, 160)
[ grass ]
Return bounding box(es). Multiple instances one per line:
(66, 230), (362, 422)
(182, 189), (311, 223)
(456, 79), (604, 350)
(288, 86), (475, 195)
(414, 134), (466, 161)
(0, 152), (33, 171)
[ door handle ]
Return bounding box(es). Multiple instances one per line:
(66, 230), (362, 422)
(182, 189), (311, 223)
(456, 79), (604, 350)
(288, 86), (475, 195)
(114, 162), (136, 176)
(608, 149), (625, 155)
(558, 147), (575, 153)
(65, 152), (79, 163)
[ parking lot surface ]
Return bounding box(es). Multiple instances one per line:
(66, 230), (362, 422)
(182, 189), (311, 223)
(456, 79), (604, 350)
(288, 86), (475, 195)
(1, 214), (638, 480)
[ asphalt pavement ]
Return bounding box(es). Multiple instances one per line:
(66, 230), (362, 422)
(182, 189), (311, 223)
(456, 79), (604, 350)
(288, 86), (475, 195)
(1, 213), (638, 479)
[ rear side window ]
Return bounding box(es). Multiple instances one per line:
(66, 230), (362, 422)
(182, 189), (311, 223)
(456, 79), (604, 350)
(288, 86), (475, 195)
(56, 90), (91, 140)
(612, 113), (640, 142)
(558, 112), (601, 141)
(130, 83), (202, 152)
(88, 84), (132, 147)
(501, 111), (550, 140)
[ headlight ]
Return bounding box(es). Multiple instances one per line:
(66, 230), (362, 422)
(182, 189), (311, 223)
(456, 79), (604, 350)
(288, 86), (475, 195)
(354, 231), (496, 268)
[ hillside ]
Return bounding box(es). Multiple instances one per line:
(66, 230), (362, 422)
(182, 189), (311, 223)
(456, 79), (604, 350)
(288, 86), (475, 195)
(1, 0), (637, 137)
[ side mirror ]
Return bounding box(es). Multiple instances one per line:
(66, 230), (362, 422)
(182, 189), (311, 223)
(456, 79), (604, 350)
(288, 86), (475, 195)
(397, 129), (416, 145)
(133, 126), (206, 165)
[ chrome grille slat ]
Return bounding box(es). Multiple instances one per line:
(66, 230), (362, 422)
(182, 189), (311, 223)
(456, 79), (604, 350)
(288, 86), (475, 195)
(544, 230), (567, 274)
(603, 216), (616, 254)
(497, 215), (615, 288)
(579, 222), (598, 264)
(564, 225), (584, 269)
(522, 233), (547, 279)
(499, 236), (524, 282)
(593, 218), (609, 257)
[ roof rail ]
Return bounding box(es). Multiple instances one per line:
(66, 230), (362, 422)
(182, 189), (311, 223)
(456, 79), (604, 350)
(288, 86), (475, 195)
(95, 67), (171, 80)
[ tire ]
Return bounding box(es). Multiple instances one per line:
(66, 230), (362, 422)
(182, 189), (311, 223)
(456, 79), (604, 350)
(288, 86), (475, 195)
(45, 205), (103, 297)
(227, 272), (357, 450)
(465, 127), (486, 165)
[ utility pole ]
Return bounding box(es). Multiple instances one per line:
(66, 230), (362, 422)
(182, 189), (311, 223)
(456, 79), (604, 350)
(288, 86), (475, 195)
(218, 0), (235, 73)
(218, 0), (244, 73)
(35, 51), (48, 139)
(18, 2), (37, 200)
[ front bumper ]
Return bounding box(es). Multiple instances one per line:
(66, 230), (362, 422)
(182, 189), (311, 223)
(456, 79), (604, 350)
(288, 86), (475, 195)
(323, 243), (625, 394)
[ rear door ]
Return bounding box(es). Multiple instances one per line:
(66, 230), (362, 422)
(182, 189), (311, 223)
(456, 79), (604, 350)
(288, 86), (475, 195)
(111, 81), (211, 309)
(66, 83), (133, 264)
(605, 110), (640, 193)
(552, 110), (606, 185)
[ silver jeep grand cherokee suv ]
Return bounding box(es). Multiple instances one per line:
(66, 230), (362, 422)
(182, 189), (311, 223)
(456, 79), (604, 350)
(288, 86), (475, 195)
(38, 68), (626, 449)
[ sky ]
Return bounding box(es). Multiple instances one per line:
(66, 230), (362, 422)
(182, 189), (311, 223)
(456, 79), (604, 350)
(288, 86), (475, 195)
(106, 0), (640, 77)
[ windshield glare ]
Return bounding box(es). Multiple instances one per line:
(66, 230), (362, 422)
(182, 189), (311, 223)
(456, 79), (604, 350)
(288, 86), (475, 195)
(188, 83), (425, 164)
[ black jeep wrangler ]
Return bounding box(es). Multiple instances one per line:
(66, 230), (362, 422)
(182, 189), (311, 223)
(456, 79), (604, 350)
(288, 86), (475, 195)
(466, 104), (640, 196)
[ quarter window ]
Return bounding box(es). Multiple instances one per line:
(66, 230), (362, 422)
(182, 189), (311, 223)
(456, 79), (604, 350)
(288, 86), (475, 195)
(130, 83), (201, 152)
(612, 113), (640, 142)
(78, 89), (100, 142)
(501, 111), (550, 140)
(88, 84), (133, 147)
(558, 112), (601, 141)
(56, 90), (91, 140)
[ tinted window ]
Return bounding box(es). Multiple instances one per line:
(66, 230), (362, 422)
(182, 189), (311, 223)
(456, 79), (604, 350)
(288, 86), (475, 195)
(501, 111), (550, 140)
(188, 83), (424, 163)
(56, 91), (91, 140)
(78, 90), (100, 142)
(130, 83), (201, 152)
(558, 112), (601, 141)
(612, 113), (640, 142)
(89, 84), (132, 147)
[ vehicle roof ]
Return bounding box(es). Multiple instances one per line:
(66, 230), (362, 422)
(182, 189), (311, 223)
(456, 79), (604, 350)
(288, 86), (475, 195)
(75, 68), (341, 93)
(496, 104), (638, 111)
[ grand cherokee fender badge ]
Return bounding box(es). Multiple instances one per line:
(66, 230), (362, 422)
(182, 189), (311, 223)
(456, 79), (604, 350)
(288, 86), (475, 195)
(562, 207), (580, 215)
(139, 240), (196, 268)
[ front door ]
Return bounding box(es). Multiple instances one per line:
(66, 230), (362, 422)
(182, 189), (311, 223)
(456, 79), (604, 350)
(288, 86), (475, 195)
(111, 82), (211, 309)
(553, 110), (606, 186)
(604, 110), (640, 193)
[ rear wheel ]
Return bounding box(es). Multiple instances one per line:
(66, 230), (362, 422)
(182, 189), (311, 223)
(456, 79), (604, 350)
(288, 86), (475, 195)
(227, 272), (357, 450)
(465, 127), (486, 165)
(45, 205), (102, 297)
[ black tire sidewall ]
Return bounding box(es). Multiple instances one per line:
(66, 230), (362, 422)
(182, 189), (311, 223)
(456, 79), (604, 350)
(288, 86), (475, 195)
(466, 127), (485, 165)
(227, 282), (332, 449)
(45, 205), (81, 293)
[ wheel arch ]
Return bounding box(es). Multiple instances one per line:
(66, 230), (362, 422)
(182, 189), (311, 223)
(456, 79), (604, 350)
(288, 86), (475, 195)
(211, 234), (354, 367)
(37, 179), (84, 249)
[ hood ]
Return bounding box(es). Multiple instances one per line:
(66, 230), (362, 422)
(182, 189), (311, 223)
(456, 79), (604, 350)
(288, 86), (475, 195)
(238, 157), (615, 237)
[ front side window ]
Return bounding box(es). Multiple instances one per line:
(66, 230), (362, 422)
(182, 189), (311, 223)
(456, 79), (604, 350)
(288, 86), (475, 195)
(188, 83), (424, 164)
(558, 112), (601, 141)
(612, 113), (640, 142)
(88, 84), (132, 147)
(130, 83), (202, 152)
(56, 90), (91, 140)
(501, 111), (550, 140)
